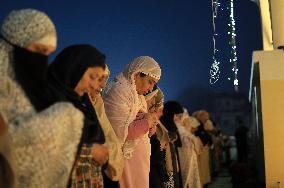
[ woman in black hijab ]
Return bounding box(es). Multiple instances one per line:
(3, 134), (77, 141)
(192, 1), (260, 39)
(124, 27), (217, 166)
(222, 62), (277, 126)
(160, 101), (184, 188)
(47, 44), (108, 188)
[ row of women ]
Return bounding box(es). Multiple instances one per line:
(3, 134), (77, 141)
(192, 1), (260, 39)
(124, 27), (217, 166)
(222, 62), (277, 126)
(0, 9), (215, 188)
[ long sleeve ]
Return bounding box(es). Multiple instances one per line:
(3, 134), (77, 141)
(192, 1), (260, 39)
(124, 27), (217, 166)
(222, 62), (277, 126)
(103, 75), (147, 159)
(103, 82), (134, 145)
(92, 95), (124, 181)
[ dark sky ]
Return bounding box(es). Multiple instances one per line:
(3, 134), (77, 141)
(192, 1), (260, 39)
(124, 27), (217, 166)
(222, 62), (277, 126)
(0, 0), (262, 107)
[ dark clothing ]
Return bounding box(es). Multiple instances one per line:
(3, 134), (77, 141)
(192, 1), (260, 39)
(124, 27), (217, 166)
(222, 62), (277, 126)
(49, 45), (106, 188)
(150, 133), (181, 188)
(195, 123), (213, 146)
(103, 172), (119, 188)
(150, 135), (168, 188)
(0, 35), (49, 112)
(46, 45), (106, 145)
(235, 125), (248, 163)
(169, 142), (182, 188)
(158, 101), (184, 188)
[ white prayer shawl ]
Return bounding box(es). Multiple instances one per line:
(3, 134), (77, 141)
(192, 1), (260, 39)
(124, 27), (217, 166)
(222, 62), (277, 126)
(177, 125), (202, 188)
(103, 56), (161, 159)
(103, 73), (148, 159)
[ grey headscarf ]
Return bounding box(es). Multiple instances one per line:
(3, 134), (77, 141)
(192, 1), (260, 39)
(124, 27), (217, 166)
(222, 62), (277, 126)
(0, 8), (57, 92)
(1, 9), (56, 47)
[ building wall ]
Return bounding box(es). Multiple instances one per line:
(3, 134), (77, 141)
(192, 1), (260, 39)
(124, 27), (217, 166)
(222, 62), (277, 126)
(253, 50), (284, 187)
(210, 95), (251, 135)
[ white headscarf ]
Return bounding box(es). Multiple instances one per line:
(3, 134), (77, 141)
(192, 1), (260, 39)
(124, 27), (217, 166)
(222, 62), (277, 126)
(103, 56), (161, 159)
(123, 56), (161, 81)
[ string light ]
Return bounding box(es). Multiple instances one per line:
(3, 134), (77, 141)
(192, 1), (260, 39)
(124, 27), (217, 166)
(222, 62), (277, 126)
(210, 0), (239, 92)
(209, 0), (221, 84)
(228, 0), (239, 91)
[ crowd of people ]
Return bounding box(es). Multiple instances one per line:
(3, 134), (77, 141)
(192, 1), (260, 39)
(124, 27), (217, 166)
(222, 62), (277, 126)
(0, 8), (227, 188)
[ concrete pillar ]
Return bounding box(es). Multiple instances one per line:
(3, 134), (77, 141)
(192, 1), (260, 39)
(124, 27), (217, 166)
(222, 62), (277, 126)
(259, 0), (273, 50)
(270, 0), (284, 49)
(251, 50), (284, 187)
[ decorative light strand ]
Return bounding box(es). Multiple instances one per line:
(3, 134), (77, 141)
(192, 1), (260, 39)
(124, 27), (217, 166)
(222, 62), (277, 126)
(228, 0), (239, 91)
(209, 0), (221, 84)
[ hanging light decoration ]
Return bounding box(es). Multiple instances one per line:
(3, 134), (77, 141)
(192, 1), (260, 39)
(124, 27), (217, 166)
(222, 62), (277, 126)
(209, 0), (221, 84)
(228, 0), (239, 91)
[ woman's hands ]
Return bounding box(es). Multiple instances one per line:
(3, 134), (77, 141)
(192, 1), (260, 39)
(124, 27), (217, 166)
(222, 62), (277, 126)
(91, 143), (109, 166)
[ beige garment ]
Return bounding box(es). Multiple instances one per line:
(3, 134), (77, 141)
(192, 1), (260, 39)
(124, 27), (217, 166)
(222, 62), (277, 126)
(177, 125), (202, 188)
(198, 145), (211, 186)
(156, 121), (170, 150)
(156, 122), (173, 172)
(91, 94), (124, 181)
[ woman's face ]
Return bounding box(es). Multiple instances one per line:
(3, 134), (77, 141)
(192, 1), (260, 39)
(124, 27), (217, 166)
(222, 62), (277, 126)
(135, 73), (158, 95)
(101, 73), (110, 89)
(155, 107), (163, 119)
(147, 95), (157, 111)
(174, 113), (184, 123)
(74, 66), (105, 97)
(26, 43), (56, 56)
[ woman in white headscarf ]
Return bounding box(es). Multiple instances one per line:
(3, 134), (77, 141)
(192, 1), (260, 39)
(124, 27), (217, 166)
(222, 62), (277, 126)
(175, 109), (202, 188)
(149, 87), (177, 188)
(0, 9), (84, 188)
(103, 56), (161, 188)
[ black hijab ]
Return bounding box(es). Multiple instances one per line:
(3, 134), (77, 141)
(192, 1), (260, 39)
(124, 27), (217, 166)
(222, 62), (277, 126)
(46, 44), (106, 144)
(160, 101), (183, 147)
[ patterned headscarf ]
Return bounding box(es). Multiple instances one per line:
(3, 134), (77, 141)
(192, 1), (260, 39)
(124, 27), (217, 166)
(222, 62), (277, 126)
(103, 64), (110, 84)
(154, 87), (164, 109)
(1, 9), (57, 47)
(144, 85), (159, 101)
(145, 86), (164, 111)
(122, 56), (161, 82)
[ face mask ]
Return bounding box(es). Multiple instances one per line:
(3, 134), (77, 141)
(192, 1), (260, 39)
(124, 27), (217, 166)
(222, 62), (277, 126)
(13, 45), (48, 66)
(12, 45), (49, 111)
(13, 45), (49, 84)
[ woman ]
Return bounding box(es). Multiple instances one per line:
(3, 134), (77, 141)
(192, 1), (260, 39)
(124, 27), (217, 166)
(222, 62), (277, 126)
(160, 101), (184, 188)
(175, 108), (202, 188)
(149, 88), (176, 188)
(192, 110), (214, 188)
(47, 44), (109, 188)
(103, 56), (161, 188)
(0, 9), (84, 188)
(89, 65), (124, 187)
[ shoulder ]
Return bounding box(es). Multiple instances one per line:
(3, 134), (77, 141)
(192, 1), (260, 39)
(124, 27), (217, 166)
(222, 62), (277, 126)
(103, 79), (133, 103)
